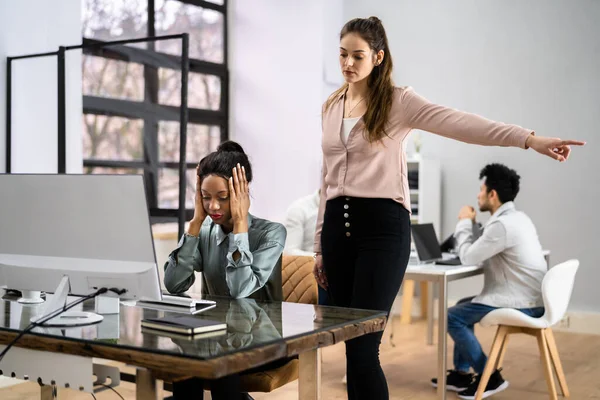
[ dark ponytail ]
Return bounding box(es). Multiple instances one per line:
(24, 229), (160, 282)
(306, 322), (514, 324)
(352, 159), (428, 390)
(197, 140), (253, 182)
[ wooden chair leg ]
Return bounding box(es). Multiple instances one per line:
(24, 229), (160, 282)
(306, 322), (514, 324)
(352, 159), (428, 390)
(544, 328), (570, 397)
(419, 281), (429, 319)
(400, 279), (415, 324)
(475, 326), (509, 400)
(536, 329), (558, 400)
(496, 333), (510, 369)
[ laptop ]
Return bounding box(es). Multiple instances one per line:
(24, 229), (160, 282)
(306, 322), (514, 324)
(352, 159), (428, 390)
(411, 223), (461, 266)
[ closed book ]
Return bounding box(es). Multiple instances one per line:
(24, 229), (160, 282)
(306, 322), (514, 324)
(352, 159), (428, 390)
(141, 315), (227, 336)
(136, 301), (216, 315)
(141, 326), (227, 341)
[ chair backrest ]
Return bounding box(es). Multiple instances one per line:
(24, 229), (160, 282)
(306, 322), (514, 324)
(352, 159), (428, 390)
(541, 259), (579, 326)
(281, 254), (318, 304)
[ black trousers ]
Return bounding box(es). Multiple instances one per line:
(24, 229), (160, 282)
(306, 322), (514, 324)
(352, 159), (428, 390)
(173, 374), (242, 400)
(321, 197), (411, 400)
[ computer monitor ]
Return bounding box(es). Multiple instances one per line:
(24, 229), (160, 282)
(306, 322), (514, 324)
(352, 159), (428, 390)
(410, 223), (443, 262)
(0, 174), (162, 326)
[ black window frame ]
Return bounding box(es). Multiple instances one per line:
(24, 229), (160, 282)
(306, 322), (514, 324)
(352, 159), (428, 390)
(81, 0), (229, 229)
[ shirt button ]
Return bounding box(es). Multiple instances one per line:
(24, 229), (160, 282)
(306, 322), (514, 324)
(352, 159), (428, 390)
(344, 213), (349, 218)
(344, 204), (349, 209)
(345, 222), (350, 228)
(346, 232), (351, 237)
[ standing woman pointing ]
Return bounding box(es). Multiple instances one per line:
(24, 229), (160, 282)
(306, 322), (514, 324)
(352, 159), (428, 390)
(313, 16), (585, 400)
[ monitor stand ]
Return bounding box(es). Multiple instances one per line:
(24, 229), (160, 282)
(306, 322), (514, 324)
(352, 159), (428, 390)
(30, 276), (104, 327)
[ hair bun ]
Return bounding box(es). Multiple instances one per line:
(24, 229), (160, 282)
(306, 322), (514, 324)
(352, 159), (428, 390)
(368, 16), (382, 24)
(217, 140), (246, 154)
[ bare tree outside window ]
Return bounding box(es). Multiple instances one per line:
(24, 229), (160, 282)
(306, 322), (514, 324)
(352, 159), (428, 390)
(155, 0), (224, 63)
(82, 0), (148, 43)
(81, 0), (227, 222)
(158, 68), (221, 110)
(83, 115), (144, 161)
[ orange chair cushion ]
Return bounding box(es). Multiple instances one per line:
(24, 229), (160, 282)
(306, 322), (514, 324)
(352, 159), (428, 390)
(239, 358), (299, 392)
(281, 254), (318, 305)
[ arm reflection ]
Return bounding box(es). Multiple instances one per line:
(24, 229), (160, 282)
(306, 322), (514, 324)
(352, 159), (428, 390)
(159, 298), (283, 358)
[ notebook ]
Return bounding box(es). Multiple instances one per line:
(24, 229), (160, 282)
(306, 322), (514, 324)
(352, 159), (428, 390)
(141, 326), (227, 341)
(137, 301), (216, 315)
(141, 315), (227, 336)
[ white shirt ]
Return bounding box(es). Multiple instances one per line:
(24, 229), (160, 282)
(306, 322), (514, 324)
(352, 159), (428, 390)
(342, 117), (360, 145)
(454, 202), (547, 308)
(283, 191), (320, 256)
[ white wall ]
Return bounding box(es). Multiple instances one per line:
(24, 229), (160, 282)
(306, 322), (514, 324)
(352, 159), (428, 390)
(229, 0), (343, 223)
(322, 0), (345, 98)
(344, 0), (600, 313)
(0, 0), (83, 174)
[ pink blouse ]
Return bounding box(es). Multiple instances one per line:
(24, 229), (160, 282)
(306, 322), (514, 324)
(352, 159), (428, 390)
(314, 86), (532, 253)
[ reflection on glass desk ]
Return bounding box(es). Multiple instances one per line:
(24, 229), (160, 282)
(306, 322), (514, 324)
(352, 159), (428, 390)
(0, 293), (385, 364)
(0, 293), (386, 399)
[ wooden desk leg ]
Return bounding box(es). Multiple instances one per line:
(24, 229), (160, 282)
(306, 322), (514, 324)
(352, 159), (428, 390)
(299, 349), (321, 400)
(420, 281), (429, 319)
(400, 280), (416, 324)
(40, 385), (57, 400)
(136, 368), (159, 400)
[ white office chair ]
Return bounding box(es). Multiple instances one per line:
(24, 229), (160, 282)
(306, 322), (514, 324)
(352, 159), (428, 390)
(475, 259), (579, 400)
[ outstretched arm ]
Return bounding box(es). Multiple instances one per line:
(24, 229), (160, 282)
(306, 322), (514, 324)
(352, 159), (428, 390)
(402, 88), (585, 161)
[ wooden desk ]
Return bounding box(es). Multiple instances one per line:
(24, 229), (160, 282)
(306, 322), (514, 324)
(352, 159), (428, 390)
(0, 296), (386, 399)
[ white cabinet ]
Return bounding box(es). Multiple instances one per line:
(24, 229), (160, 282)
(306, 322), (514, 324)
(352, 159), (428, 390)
(407, 158), (441, 240)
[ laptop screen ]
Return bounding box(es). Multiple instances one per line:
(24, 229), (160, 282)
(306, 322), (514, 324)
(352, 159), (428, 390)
(411, 223), (443, 262)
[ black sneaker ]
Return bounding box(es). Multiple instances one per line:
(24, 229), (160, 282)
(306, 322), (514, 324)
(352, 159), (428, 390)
(430, 369), (474, 392)
(457, 369), (509, 399)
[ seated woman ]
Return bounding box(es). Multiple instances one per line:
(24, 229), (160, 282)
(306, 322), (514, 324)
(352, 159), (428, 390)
(163, 141), (287, 400)
(164, 140), (286, 300)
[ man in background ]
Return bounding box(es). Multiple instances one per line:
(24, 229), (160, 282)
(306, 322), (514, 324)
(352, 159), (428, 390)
(431, 163), (547, 399)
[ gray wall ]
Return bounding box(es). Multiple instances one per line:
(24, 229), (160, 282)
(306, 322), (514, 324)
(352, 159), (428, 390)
(344, 0), (600, 312)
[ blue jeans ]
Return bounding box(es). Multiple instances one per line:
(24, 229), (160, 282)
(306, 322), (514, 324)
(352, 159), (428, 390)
(448, 296), (544, 374)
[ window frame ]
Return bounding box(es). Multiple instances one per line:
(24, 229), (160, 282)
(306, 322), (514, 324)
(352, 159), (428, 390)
(81, 0), (229, 229)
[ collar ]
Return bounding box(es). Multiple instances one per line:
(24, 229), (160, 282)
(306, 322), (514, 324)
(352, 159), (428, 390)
(215, 214), (254, 245)
(485, 201), (515, 227)
(335, 88), (347, 100)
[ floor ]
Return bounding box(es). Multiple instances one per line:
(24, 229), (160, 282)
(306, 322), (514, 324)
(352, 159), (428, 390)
(1, 318), (599, 399)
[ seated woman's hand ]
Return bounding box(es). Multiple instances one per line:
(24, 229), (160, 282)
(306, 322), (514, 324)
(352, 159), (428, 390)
(187, 169), (207, 237)
(192, 168), (207, 223)
(229, 164), (250, 234)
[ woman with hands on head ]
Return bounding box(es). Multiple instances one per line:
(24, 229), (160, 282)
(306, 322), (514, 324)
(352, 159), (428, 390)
(163, 141), (287, 400)
(164, 140), (286, 302)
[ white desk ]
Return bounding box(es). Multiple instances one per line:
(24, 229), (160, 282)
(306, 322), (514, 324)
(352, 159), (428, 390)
(402, 250), (550, 400)
(404, 264), (483, 400)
